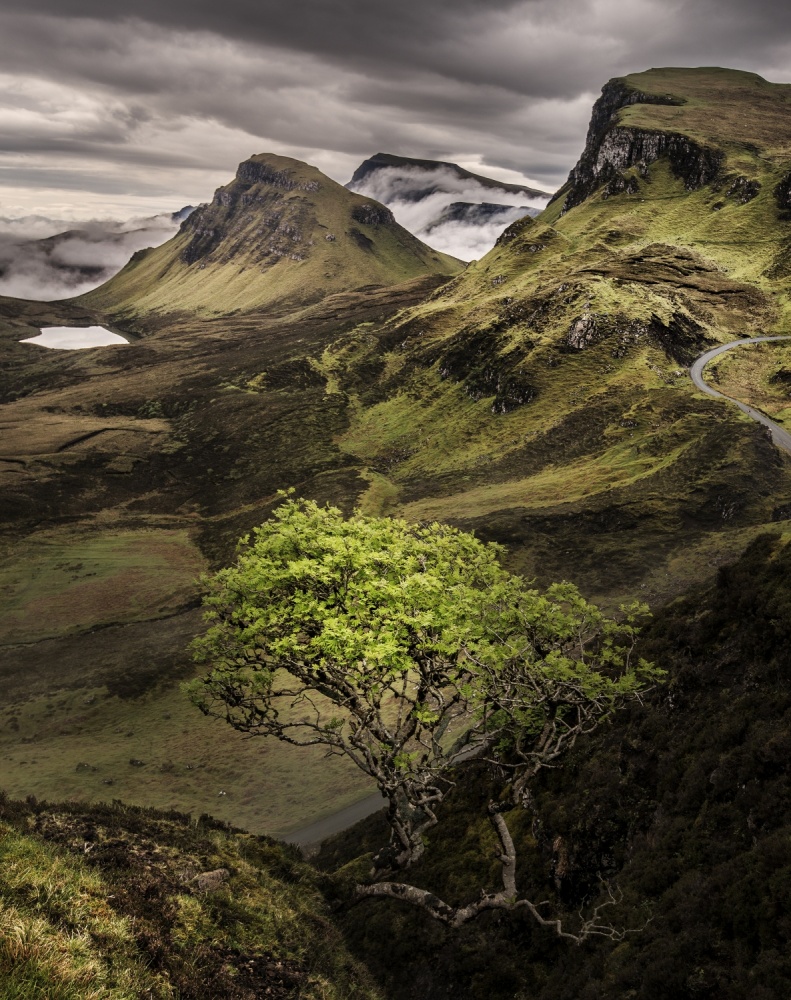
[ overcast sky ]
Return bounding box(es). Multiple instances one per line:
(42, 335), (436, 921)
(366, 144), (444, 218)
(2, 0), (791, 220)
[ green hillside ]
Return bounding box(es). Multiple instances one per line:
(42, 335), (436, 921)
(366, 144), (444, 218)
(0, 796), (378, 1000)
(322, 66), (791, 602)
(81, 153), (463, 318)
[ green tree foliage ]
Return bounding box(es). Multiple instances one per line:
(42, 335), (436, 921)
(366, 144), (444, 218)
(189, 498), (660, 936)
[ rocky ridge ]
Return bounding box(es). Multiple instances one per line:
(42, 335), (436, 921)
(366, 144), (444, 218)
(552, 78), (723, 213)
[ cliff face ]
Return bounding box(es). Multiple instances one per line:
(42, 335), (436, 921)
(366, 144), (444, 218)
(553, 78), (722, 212)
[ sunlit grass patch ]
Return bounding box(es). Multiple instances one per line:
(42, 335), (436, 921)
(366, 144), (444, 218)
(0, 822), (172, 999)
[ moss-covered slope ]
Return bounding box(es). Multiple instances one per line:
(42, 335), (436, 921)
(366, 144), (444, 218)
(0, 796), (379, 1000)
(4, 67), (791, 836)
(81, 154), (463, 318)
(319, 67), (791, 603)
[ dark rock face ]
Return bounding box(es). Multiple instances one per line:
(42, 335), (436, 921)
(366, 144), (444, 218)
(552, 78), (722, 213)
(491, 371), (537, 414)
(349, 227), (375, 251)
(181, 223), (222, 265)
(601, 173), (640, 199)
(724, 175), (761, 203)
(430, 326), (537, 413)
(235, 159), (320, 192)
(565, 310), (708, 364)
(426, 202), (536, 230)
(774, 171), (791, 217)
(351, 203), (395, 226)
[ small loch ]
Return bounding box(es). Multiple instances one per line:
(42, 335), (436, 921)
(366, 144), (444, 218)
(21, 326), (129, 350)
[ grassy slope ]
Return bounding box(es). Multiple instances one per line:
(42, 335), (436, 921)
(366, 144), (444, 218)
(704, 339), (791, 431)
(82, 154), (463, 318)
(319, 68), (791, 603)
(0, 796), (379, 1000)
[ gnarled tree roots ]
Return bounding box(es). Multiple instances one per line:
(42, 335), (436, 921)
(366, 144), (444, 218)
(356, 803), (637, 942)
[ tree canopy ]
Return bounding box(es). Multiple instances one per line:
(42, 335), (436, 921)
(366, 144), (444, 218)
(189, 497), (661, 937)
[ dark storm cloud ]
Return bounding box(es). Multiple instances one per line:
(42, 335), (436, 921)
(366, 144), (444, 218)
(1, 0), (791, 219)
(5, 0), (791, 98)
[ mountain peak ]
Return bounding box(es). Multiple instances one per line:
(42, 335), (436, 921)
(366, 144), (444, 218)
(83, 153), (463, 317)
(347, 152), (549, 199)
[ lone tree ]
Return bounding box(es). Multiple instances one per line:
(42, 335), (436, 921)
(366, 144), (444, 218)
(189, 497), (660, 940)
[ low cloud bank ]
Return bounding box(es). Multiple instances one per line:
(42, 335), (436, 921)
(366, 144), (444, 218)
(348, 165), (550, 260)
(0, 208), (192, 301)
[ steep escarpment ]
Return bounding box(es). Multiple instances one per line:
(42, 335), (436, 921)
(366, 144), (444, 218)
(82, 153), (462, 318)
(551, 68), (791, 216)
(550, 76), (721, 212)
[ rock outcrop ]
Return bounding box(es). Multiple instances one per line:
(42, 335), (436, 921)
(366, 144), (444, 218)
(552, 78), (723, 213)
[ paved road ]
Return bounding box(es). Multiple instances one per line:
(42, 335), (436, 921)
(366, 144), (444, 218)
(690, 336), (791, 456)
(281, 791), (385, 847)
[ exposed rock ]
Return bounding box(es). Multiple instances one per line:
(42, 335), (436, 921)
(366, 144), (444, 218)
(566, 310), (707, 364)
(552, 78), (722, 214)
(431, 325), (537, 412)
(351, 203), (395, 226)
(491, 371), (537, 414)
(567, 314), (601, 349)
(724, 175), (761, 203)
(601, 173), (640, 199)
(769, 367), (791, 389)
(190, 868), (231, 893)
(774, 171), (791, 217)
(495, 215), (538, 247)
(235, 159), (320, 192)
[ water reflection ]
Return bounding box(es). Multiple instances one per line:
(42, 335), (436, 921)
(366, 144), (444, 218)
(21, 326), (129, 350)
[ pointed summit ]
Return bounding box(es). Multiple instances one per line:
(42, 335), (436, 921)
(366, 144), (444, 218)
(83, 153), (463, 317)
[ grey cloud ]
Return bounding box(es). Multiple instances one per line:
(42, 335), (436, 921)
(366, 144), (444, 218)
(0, 0), (789, 221)
(0, 212), (183, 300)
(0, 165), (183, 196)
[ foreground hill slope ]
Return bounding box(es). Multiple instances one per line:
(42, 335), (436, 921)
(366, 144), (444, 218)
(0, 796), (378, 1000)
(83, 153), (463, 318)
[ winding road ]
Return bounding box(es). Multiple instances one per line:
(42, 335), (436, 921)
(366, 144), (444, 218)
(280, 336), (791, 851)
(281, 791), (385, 847)
(690, 335), (791, 456)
